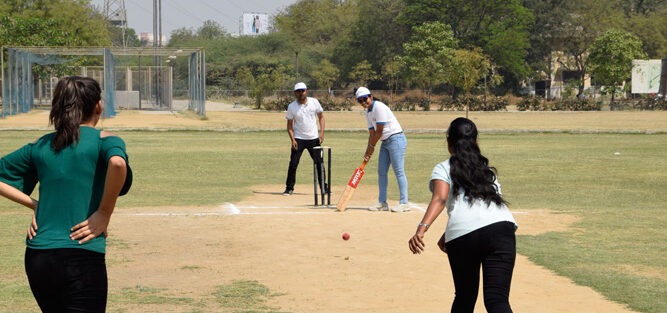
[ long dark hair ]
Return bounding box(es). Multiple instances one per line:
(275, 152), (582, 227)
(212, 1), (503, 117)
(447, 117), (506, 206)
(49, 76), (101, 151)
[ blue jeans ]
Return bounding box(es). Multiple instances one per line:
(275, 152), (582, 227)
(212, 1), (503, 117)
(377, 132), (408, 204)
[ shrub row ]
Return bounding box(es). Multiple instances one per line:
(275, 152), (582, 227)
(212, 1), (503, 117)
(516, 97), (602, 111)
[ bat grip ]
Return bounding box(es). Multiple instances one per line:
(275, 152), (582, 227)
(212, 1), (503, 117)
(359, 159), (368, 170)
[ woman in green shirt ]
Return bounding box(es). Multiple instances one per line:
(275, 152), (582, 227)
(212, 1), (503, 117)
(0, 76), (132, 312)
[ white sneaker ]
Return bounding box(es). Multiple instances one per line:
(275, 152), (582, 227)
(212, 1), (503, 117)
(391, 203), (410, 212)
(368, 202), (389, 211)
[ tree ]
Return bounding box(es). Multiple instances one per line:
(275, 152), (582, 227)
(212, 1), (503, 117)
(619, 0), (667, 16)
(397, 22), (458, 101)
(348, 60), (379, 87)
(382, 58), (403, 99)
(197, 20), (226, 40)
(334, 0), (409, 87)
(0, 0), (111, 47)
(311, 59), (340, 95)
(235, 65), (289, 109)
(168, 27), (196, 46)
(448, 48), (500, 116)
(398, 0), (534, 89)
(0, 16), (70, 46)
(108, 27), (142, 47)
(620, 0), (667, 57)
(588, 29), (647, 105)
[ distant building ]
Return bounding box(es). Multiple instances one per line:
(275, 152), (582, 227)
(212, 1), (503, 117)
(139, 32), (168, 47)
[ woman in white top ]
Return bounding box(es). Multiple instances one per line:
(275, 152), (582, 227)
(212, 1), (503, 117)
(356, 87), (410, 212)
(409, 117), (517, 313)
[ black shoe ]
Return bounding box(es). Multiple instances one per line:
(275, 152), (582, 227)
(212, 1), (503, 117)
(282, 188), (293, 196)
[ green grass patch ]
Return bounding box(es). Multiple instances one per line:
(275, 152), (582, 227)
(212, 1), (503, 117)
(213, 280), (287, 313)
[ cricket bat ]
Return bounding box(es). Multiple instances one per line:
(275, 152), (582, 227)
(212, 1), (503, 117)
(336, 160), (368, 211)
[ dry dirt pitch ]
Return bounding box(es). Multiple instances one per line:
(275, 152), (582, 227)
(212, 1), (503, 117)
(3, 106), (655, 312)
(109, 184), (638, 313)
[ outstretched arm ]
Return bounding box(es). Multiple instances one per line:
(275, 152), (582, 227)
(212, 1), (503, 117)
(409, 179), (450, 254)
(70, 155), (127, 244)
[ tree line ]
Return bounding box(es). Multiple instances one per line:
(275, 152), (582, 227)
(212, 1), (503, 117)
(1, 0), (665, 103)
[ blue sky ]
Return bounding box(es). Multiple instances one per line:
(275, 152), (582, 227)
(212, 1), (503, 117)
(91, 0), (298, 38)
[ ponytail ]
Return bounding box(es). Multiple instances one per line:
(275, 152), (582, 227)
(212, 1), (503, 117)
(447, 117), (505, 206)
(49, 76), (101, 151)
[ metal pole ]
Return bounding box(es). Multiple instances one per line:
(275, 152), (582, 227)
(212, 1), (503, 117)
(327, 148), (331, 205)
(319, 148), (325, 205)
(313, 161), (318, 206)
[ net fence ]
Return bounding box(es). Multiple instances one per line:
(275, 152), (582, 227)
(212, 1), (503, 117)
(1, 47), (205, 118)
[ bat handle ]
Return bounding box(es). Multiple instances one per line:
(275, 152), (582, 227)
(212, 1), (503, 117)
(359, 159), (368, 170)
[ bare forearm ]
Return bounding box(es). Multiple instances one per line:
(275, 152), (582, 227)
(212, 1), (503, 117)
(0, 181), (37, 210)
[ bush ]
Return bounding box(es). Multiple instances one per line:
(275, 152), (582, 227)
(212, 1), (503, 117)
(633, 97), (667, 110)
(263, 94), (292, 111)
(516, 96), (542, 111)
(438, 95), (507, 111)
(392, 97), (418, 111)
(516, 96), (601, 111)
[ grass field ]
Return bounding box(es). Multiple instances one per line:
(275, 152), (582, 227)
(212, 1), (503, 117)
(0, 110), (666, 312)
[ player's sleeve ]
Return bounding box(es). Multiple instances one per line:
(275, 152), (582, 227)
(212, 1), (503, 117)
(313, 98), (324, 113)
(0, 144), (38, 195)
(429, 161), (451, 192)
(285, 103), (294, 120)
(364, 112), (374, 130)
(375, 104), (391, 124)
(101, 136), (132, 196)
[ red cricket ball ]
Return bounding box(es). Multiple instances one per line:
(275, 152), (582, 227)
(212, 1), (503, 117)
(342, 232), (350, 240)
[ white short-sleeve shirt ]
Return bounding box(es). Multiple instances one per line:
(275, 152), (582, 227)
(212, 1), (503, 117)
(430, 159), (517, 243)
(364, 100), (403, 140)
(285, 97), (324, 140)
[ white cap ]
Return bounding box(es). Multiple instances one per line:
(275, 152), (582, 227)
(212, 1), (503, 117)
(355, 87), (371, 98)
(294, 82), (307, 91)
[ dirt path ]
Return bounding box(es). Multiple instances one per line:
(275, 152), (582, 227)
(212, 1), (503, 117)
(108, 184), (638, 313)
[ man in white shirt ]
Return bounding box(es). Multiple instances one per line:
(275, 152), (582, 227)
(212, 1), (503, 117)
(283, 82), (326, 195)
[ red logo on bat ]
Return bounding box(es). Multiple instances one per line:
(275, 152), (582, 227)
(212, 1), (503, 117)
(347, 168), (364, 188)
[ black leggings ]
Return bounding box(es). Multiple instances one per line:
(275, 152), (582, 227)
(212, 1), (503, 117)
(445, 221), (516, 313)
(25, 248), (107, 313)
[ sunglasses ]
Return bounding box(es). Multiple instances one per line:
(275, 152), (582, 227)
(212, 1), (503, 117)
(357, 96), (369, 103)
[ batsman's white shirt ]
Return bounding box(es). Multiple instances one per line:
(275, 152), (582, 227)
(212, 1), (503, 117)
(365, 100), (403, 140)
(286, 97), (323, 140)
(430, 159), (517, 243)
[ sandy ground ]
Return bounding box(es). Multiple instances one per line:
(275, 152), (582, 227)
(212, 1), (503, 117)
(108, 184), (638, 313)
(1, 103), (647, 312)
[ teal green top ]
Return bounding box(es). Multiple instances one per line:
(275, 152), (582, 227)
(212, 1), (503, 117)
(0, 126), (130, 254)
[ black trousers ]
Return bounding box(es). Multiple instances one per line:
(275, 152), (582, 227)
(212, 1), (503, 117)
(285, 138), (324, 191)
(445, 221), (516, 313)
(25, 248), (107, 313)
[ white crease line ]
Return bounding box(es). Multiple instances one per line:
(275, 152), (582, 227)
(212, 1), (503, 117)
(122, 212), (332, 216)
(119, 202), (426, 217)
